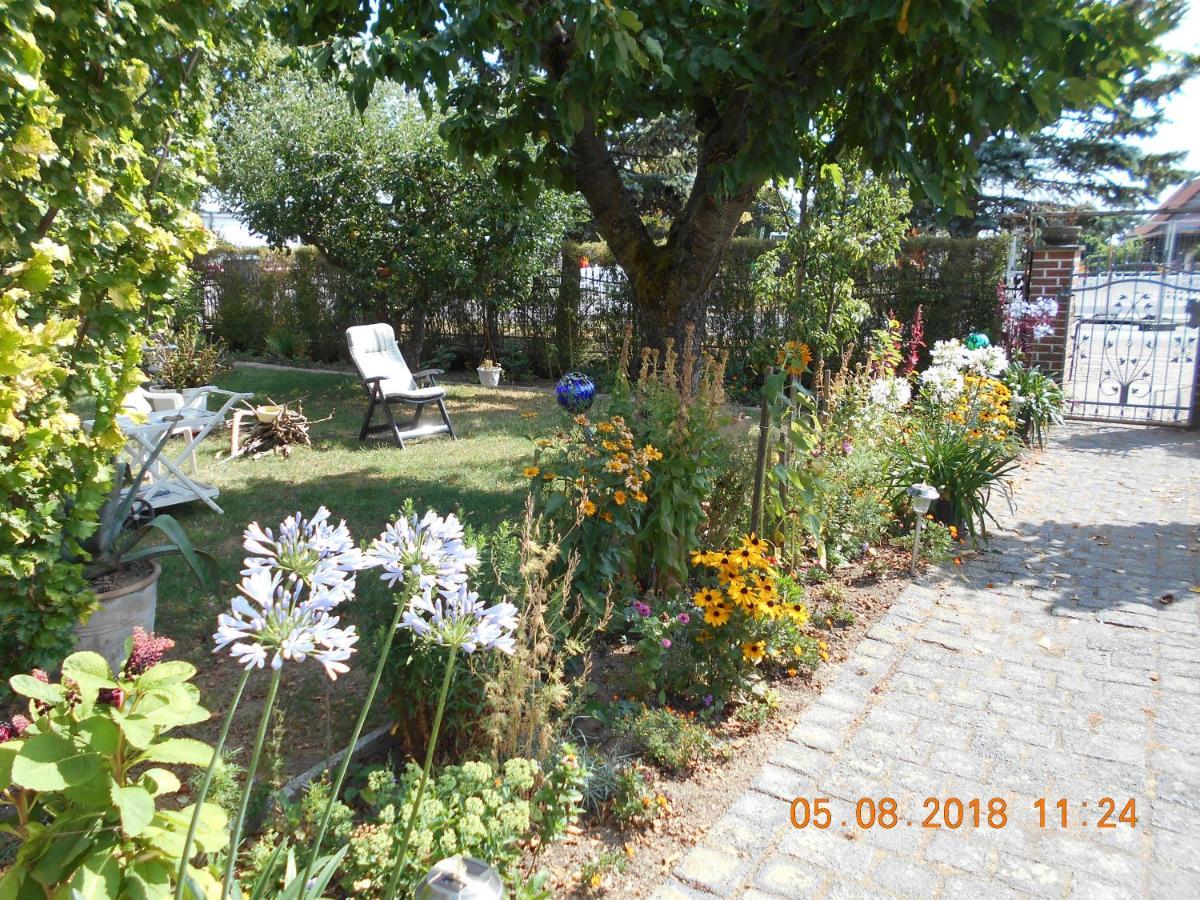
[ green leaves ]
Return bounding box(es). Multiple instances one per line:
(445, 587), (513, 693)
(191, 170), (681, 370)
(111, 784), (156, 837)
(2, 656), (221, 896)
(10, 733), (103, 791)
(134, 738), (214, 768)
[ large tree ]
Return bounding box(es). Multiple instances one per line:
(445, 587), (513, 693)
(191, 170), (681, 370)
(923, 52), (1198, 234)
(213, 62), (581, 363)
(276, 0), (1182, 349)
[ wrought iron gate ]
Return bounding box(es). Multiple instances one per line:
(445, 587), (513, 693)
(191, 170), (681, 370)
(1063, 270), (1200, 425)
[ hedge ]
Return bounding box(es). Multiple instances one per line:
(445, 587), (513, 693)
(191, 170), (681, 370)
(195, 235), (1010, 377)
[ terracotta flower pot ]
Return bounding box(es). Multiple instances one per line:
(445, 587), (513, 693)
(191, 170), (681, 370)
(76, 560), (160, 673)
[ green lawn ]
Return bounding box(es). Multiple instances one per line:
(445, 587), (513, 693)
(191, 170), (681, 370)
(151, 366), (559, 769)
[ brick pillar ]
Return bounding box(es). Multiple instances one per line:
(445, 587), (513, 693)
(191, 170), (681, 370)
(1025, 244), (1082, 380)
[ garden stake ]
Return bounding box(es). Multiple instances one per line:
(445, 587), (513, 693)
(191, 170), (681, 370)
(300, 600), (409, 890)
(750, 366), (774, 536)
(175, 668), (251, 900)
(221, 668), (283, 900)
(385, 648), (459, 897)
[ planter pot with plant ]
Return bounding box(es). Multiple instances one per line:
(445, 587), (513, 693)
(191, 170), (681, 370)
(477, 357), (503, 388)
(76, 429), (216, 671)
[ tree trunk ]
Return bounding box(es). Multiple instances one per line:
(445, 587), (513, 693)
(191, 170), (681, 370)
(568, 105), (760, 355)
(407, 306), (427, 367)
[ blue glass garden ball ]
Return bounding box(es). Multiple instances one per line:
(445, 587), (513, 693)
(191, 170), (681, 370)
(555, 372), (596, 414)
(965, 332), (991, 350)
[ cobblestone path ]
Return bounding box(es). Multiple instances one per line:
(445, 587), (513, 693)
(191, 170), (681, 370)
(655, 424), (1200, 899)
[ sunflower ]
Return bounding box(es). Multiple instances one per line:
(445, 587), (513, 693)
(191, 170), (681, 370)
(613, 490), (627, 506)
(742, 640), (766, 662)
(523, 466), (540, 478)
(581, 499), (597, 517)
(634, 491), (648, 503)
(703, 605), (731, 627)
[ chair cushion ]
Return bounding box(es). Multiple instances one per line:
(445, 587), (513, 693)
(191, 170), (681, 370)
(385, 385), (446, 402)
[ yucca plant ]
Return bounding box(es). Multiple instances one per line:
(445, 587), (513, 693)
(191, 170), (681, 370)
(1003, 362), (1064, 448)
(888, 423), (1017, 543)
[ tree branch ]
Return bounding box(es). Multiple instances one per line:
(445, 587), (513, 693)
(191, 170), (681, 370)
(569, 119), (660, 275)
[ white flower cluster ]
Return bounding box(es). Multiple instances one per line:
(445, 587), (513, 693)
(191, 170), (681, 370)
(367, 509), (478, 596)
(928, 339), (1008, 377)
(868, 376), (912, 411)
(215, 508), (364, 679)
(1008, 295), (1059, 320)
(918, 365), (965, 403)
(368, 510), (515, 655)
(1007, 295), (1058, 340)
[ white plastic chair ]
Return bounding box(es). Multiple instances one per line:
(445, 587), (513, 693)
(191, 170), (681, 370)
(345, 324), (456, 448)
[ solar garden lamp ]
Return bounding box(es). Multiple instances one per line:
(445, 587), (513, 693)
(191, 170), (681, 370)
(414, 856), (505, 900)
(906, 483), (941, 574)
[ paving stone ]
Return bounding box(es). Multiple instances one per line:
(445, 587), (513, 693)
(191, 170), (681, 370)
(753, 859), (824, 895)
(674, 845), (746, 894)
(775, 827), (875, 877)
(865, 851), (942, 896)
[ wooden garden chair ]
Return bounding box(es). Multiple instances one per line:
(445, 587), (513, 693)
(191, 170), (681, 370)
(345, 323), (457, 448)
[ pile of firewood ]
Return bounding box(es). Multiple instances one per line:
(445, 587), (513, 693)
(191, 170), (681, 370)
(236, 400), (329, 459)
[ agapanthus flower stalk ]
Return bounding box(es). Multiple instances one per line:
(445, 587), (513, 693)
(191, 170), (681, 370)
(302, 508), (479, 890)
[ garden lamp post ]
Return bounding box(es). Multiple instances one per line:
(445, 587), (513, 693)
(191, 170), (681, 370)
(906, 483), (940, 574)
(414, 856), (505, 900)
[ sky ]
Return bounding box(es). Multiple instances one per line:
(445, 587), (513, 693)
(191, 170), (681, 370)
(1149, 3), (1200, 203)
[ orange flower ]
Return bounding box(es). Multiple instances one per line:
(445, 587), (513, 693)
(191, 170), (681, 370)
(581, 499), (597, 517)
(523, 466), (539, 478)
(613, 490), (628, 506)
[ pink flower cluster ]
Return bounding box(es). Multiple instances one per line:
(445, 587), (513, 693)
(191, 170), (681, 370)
(124, 627), (176, 676)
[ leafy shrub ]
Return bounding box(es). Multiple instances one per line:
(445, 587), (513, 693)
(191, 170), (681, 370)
(1003, 362), (1064, 448)
(610, 763), (666, 828)
(676, 538), (814, 707)
(0, 650), (226, 895)
(889, 423), (1017, 541)
(621, 707), (714, 772)
(609, 327), (731, 591)
(528, 413), (659, 622)
(263, 327), (312, 362)
(0, 0), (225, 679)
(247, 751), (585, 897)
(155, 323), (232, 389)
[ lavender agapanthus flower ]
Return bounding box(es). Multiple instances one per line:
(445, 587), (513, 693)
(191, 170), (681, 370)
(367, 509), (479, 599)
(213, 568), (359, 679)
(402, 583), (517, 654)
(242, 506), (365, 605)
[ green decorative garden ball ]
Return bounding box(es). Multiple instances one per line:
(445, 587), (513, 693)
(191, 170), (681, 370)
(965, 332), (990, 350)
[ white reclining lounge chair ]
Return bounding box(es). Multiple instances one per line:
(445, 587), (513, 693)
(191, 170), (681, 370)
(346, 323), (457, 448)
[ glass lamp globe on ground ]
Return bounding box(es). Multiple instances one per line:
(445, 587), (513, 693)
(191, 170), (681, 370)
(414, 856), (505, 900)
(965, 332), (991, 350)
(906, 483), (941, 573)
